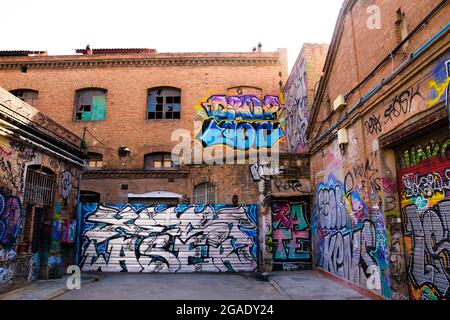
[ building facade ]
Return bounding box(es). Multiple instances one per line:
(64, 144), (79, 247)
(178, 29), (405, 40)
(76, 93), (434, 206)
(0, 48), (323, 273)
(0, 87), (84, 292)
(307, 0), (449, 300)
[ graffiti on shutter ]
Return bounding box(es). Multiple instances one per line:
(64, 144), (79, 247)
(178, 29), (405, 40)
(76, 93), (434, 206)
(397, 130), (450, 300)
(270, 201), (312, 271)
(78, 203), (257, 273)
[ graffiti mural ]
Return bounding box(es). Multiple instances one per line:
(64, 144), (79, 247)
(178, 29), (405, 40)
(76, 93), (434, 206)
(313, 175), (391, 297)
(398, 153), (450, 300)
(196, 95), (285, 150)
(284, 57), (309, 153)
(60, 171), (72, 200)
(271, 201), (311, 270)
(79, 204), (258, 273)
(0, 191), (23, 260)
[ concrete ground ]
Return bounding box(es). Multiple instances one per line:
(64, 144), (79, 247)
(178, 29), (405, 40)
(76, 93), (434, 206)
(54, 271), (369, 300)
(0, 271), (370, 300)
(0, 275), (97, 300)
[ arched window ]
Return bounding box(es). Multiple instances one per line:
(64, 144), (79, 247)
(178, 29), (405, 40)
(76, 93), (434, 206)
(87, 152), (103, 169)
(193, 182), (217, 204)
(10, 89), (39, 107)
(147, 87), (181, 120)
(144, 152), (177, 169)
(24, 165), (56, 206)
(75, 88), (107, 121)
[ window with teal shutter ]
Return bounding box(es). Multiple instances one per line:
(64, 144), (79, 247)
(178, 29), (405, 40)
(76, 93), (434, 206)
(75, 88), (107, 121)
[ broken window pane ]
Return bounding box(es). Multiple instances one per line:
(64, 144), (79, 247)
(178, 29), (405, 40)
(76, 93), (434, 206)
(147, 87), (181, 120)
(75, 89), (107, 121)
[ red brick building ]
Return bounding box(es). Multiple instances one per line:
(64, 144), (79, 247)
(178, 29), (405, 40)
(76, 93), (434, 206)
(0, 49), (288, 205)
(0, 48), (324, 273)
(308, 0), (449, 300)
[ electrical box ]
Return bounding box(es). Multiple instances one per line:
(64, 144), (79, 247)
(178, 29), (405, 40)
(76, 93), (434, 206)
(333, 94), (347, 111)
(337, 128), (349, 145)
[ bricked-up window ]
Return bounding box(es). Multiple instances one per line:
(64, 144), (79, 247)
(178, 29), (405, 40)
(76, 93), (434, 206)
(75, 88), (107, 121)
(87, 152), (103, 169)
(147, 87), (181, 120)
(24, 165), (56, 206)
(395, 9), (408, 44)
(193, 182), (217, 204)
(144, 152), (177, 169)
(10, 89), (38, 107)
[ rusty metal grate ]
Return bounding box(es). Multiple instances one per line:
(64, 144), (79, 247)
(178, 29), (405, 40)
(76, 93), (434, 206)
(23, 168), (55, 206)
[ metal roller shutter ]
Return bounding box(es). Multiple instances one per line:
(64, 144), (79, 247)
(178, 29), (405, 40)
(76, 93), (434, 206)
(396, 129), (450, 300)
(78, 204), (258, 273)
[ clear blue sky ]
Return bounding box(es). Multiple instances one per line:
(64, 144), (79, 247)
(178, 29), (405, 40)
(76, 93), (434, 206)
(2, 0), (344, 71)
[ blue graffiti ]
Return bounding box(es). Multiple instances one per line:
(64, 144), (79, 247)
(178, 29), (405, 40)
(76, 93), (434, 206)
(78, 203), (258, 273)
(0, 191), (22, 251)
(314, 175), (392, 297)
(198, 118), (284, 150)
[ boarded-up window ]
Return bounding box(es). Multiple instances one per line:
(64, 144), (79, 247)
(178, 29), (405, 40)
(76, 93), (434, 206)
(193, 182), (217, 204)
(75, 88), (107, 121)
(87, 152), (103, 169)
(147, 87), (181, 120)
(144, 152), (176, 169)
(10, 89), (39, 107)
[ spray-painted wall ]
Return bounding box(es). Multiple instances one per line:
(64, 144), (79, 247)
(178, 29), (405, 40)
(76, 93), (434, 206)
(1, 128), (81, 289)
(310, 49), (450, 300)
(285, 55), (309, 153)
(195, 94), (286, 152)
(271, 201), (311, 271)
(396, 130), (450, 300)
(79, 203), (258, 272)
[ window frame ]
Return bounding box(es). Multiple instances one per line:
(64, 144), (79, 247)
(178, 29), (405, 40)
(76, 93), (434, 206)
(10, 89), (39, 107)
(147, 87), (181, 120)
(23, 165), (56, 206)
(87, 152), (103, 169)
(193, 182), (217, 204)
(74, 88), (107, 121)
(144, 152), (178, 170)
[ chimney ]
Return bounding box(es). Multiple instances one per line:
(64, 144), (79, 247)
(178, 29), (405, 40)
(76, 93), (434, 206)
(86, 44), (93, 55)
(257, 42), (262, 52)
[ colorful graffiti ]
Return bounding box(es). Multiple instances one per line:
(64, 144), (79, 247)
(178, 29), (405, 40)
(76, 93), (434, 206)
(398, 153), (450, 300)
(313, 175), (391, 297)
(196, 95), (285, 150)
(271, 201), (311, 270)
(0, 266), (12, 285)
(285, 57), (309, 153)
(0, 191), (22, 258)
(79, 204), (258, 273)
(402, 137), (450, 168)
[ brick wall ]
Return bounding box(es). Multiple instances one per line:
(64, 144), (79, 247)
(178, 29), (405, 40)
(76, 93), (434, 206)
(309, 0), (450, 300)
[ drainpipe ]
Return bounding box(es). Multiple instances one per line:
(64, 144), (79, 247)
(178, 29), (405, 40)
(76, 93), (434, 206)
(74, 162), (88, 266)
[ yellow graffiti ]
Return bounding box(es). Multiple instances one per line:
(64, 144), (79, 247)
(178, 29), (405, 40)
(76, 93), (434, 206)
(427, 76), (450, 107)
(0, 136), (9, 149)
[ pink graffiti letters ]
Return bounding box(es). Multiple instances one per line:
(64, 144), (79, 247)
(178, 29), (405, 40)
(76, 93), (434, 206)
(271, 201), (311, 270)
(201, 95), (282, 121)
